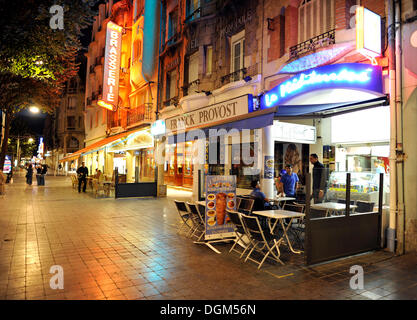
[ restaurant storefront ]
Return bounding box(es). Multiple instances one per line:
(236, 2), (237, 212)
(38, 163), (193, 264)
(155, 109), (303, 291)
(261, 62), (389, 265)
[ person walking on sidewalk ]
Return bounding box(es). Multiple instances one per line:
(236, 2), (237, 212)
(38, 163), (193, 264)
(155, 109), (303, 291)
(36, 164), (42, 186)
(77, 162), (88, 193)
(41, 164), (48, 185)
(26, 164), (33, 185)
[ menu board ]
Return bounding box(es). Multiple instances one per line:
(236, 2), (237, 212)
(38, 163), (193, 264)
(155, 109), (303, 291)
(205, 175), (236, 240)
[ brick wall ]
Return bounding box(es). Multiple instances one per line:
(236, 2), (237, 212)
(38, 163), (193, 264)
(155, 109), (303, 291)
(267, 15), (285, 63)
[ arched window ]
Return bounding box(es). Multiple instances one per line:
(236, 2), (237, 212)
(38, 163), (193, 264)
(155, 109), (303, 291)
(298, 0), (334, 43)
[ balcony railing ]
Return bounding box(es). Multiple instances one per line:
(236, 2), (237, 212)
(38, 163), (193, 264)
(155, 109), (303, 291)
(182, 79), (200, 96)
(184, 7), (201, 23)
(126, 103), (153, 127)
(289, 29), (336, 60)
(163, 96), (179, 108)
(221, 67), (247, 84)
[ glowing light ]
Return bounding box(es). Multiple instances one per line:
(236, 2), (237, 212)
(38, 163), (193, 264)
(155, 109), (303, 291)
(98, 100), (115, 111)
(100, 21), (122, 111)
(29, 106), (40, 113)
(261, 63), (383, 109)
(151, 120), (166, 136)
(28, 138), (34, 143)
(356, 7), (382, 59)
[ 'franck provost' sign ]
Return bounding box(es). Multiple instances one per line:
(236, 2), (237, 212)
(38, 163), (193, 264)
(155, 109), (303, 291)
(166, 95), (252, 131)
(98, 21), (123, 111)
(261, 63), (382, 109)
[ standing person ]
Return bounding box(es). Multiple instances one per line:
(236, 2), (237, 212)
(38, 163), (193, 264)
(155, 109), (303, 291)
(278, 164), (299, 199)
(41, 164), (48, 185)
(36, 164), (42, 186)
(77, 162), (88, 193)
(309, 153), (327, 203)
(26, 164), (33, 185)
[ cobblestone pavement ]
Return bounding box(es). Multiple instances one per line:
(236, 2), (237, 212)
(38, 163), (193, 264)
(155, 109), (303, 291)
(0, 175), (416, 300)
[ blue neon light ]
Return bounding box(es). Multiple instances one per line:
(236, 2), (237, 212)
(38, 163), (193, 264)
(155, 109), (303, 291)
(261, 63), (383, 109)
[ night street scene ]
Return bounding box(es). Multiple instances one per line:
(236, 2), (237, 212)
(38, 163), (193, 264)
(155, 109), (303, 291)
(1, 0), (417, 312)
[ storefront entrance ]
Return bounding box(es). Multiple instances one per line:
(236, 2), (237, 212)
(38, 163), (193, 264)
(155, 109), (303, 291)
(164, 141), (194, 188)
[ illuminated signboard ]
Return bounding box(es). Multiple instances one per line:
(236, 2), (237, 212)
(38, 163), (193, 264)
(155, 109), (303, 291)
(151, 120), (166, 136)
(98, 21), (123, 111)
(37, 137), (44, 159)
(261, 63), (382, 109)
(356, 7), (382, 58)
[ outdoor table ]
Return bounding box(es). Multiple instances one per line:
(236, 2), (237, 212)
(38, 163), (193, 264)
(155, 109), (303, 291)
(252, 209), (305, 258)
(311, 202), (357, 217)
(271, 196), (296, 208)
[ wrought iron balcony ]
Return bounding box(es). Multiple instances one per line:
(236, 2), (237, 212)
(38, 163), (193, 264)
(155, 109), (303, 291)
(184, 7), (202, 23)
(182, 79), (200, 96)
(221, 67), (247, 84)
(126, 103), (153, 127)
(289, 29), (336, 60)
(163, 96), (179, 108)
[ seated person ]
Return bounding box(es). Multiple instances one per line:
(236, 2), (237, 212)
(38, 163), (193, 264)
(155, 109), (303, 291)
(96, 170), (104, 183)
(250, 180), (272, 211)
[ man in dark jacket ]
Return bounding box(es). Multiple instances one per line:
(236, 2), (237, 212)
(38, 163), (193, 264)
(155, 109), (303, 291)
(76, 162), (88, 193)
(309, 154), (328, 203)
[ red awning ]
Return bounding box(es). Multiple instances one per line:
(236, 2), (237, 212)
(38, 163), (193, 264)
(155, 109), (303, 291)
(59, 128), (144, 163)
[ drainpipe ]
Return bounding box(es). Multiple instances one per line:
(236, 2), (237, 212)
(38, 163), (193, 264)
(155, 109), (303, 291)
(394, 0), (405, 254)
(387, 0), (397, 252)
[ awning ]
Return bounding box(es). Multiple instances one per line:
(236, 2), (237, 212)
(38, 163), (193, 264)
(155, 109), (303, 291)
(168, 112), (275, 144)
(59, 127), (148, 163)
(274, 95), (388, 119)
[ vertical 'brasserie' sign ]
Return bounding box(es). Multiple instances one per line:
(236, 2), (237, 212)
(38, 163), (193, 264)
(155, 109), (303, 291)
(98, 21), (122, 111)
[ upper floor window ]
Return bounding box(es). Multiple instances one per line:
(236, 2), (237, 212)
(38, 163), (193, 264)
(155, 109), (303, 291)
(168, 10), (178, 42)
(231, 30), (245, 81)
(134, 0), (144, 22)
(186, 0), (200, 21)
(67, 116), (76, 130)
(205, 45), (213, 75)
(132, 38), (142, 63)
(298, 0), (334, 43)
(165, 69), (177, 104)
(186, 52), (199, 94)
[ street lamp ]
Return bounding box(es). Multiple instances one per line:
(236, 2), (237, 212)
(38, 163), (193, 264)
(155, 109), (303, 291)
(28, 138), (34, 143)
(29, 106), (40, 114)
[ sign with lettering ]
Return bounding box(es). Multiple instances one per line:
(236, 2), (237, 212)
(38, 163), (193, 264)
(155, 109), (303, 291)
(98, 21), (123, 111)
(262, 63), (382, 109)
(166, 95), (251, 131)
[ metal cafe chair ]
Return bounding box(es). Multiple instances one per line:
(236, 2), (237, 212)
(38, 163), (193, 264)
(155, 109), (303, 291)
(174, 200), (193, 237)
(240, 213), (284, 269)
(186, 202), (205, 241)
(238, 198), (255, 215)
(226, 209), (252, 258)
(282, 204), (305, 251)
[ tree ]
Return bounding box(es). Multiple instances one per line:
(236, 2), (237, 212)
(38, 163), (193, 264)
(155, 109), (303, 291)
(0, 0), (98, 169)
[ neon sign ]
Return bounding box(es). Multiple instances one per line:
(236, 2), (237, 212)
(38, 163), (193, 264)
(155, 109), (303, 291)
(356, 7), (382, 60)
(99, 21), (123, 111)
(261, 63), (382, 109)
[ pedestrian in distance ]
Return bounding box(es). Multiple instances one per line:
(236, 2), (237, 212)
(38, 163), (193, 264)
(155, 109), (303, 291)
(41, 164), (48, 185)
(77, 162), (88, 193)
(309, 153), (328, 204)
(26, 164), (33, 185)
(36, 164), (42, 186)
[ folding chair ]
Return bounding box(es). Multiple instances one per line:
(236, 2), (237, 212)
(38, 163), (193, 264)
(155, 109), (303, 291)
(226, 209), (251, 258)
(186, 202), (205, 241)
(283, 204), (305, 251)
(174, 200), (193, 237)
(240, 213), (284, 269)
(238, 198), (254, 215)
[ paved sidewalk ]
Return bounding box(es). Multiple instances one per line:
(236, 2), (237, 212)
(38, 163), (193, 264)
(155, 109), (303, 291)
(0, 175), (416, 300)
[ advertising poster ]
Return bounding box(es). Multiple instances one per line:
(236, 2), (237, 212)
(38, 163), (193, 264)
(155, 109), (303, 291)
(205, 175), (236, 240)
(283, 143), (302, 175)
(3, 155), (11, 174)
(264, 155), (274, 179)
